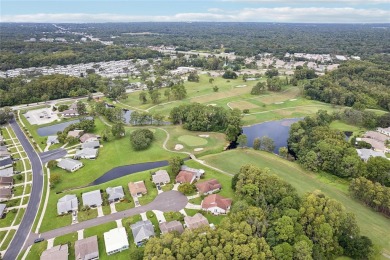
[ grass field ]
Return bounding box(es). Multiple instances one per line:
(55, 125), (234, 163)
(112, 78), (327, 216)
(177, 135), (208, 146)
(202, 149), (390, 256)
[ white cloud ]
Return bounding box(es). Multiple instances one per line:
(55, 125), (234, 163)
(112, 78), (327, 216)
(1, 7), (390, 23)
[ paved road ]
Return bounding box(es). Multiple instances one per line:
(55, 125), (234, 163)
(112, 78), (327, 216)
(4, 119), (43, 260)
(24, 190), (187, 248)
(39, 148), (67, 164)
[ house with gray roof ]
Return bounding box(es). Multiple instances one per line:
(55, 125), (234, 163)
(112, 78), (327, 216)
(0, 150), (11, 160)
(74, 148), (98, 160)
(82, 190), (102, 207)
(130, 220), (155, 246)
(57, 194), (78, 215)
(159, 220), (184, 235)
(0, 187), (12, 200)
(47, 136), (59, 145)
(75, 235), (99, 260)
(0, 204), (6, 218)
(106, 186), (125, 203)
(152, 170), (170, 186)
(356, 149), (387, 162)
(40, 244), (68, 260)
(0, 158), (13, 170)
(0, 167), (13, 177)
(57, 158), (83, 172)
(81, 141), (100, 149)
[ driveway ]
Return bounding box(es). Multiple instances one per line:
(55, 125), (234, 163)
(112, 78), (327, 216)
(24, 190), (187, 248)
(39, 148), (67, 164)
(4, 119), (43, 260)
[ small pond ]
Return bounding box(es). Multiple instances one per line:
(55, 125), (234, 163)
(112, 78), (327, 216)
(123, 110), (133, 124)
(37, 120), (81, 136)
(242, 118), (302, 153)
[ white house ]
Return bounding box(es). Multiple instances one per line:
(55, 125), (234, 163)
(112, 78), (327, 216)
(104, 227), (129, 255)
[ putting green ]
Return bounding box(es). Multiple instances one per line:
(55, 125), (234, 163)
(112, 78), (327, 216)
(178, 135), (208, 147)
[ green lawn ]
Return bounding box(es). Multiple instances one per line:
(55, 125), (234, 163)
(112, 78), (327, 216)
(146, 211), (161, 234)
(202, 149), (390, 256)
(177, 135), (208, 146)
(78, 208), (98, 222)
(25, 241), (47, 260)
(14, 208), (26, 226)
(54, 232), (78, 260)
(164, 211), (184, 222)
(0, 229), (16, 251)
(0, 210), (17, 228)
(138, 178), (158, 205)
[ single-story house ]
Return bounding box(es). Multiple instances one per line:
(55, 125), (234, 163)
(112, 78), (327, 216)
(184, 213), (209, 230)
(67, 130), (84, 138)
(106, 186), (125, 203)
(40, 244), (69, 260)
(82, 190), (102, 207)
(0, 176), (14, 187)
(62, 109), (79, 117)
(130, 220), (155, 246)
(47, 136), (59, 145)
(0, 167), (13, 177)
(57, 158), (83, 172)
(75, 235), (99, 260)
(74, 148), (98, 160)
(152, 170), (170, 186)
(0, 158), (13, 170)
(359, 138), (389, 152)
(0, 150), (11, 160)
(377, 127), (390, 137)
(175, 165), (204, 184)
(201, 194), (232, 215)
(0, 187), (12, 200)
(356, 149), (386, 162)
(195, 179), (221, 195)
(0, 204), (6, 218)
(0, 146), (8, 152)
(81, 141), (100, 149)
(159, 220), (184, 235)
(104, 227), (129, 255)
(57, 194), (78, 215)
(128, 181), (147, 197)
(80, 133), (99, 143)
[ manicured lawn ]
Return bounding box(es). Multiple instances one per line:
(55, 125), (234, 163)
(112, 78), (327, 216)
(161, 183), (173, 192)
(146, 211), (161, 234)
(189, 196), (203, 205)
(13, 174), (24, 185)
(25, 241), (48, 260)
(164, 211), (184, 222)
(0, 229), (16, 250)
(6, 198), (21, 208)
(50, 126), (178, 192)
(102, 205), (111, 215)
(0, 231), (7, 243)
(137, 178), (158, 205)
(54, 232), (78, 260)
(122, 214), (142, 228)
(203, 149), (390, 256)
(330, 120), (367, 137)
(78, 208), (98, 222)
(177, 135), (208, 147)
(25, 184), (32, 195)
(202, 212), (226, 225)
(0, 210), (17, 228)
(14, 208), (26, 225)
(13, 185), (24, 197)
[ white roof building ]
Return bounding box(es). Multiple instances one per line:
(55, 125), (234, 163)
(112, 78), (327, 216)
(103, 227), (129, 255)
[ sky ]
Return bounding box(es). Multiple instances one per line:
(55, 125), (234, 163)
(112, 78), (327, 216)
(1, 0), (390, 23)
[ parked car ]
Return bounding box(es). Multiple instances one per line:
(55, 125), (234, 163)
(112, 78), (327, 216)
(34, 238), (44, 243)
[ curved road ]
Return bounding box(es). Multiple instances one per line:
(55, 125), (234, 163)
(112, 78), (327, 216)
(4, 119), (44, 260)
(24, 190), (188, 248)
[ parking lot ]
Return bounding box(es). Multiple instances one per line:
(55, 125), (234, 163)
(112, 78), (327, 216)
(24, 108), (59, 125)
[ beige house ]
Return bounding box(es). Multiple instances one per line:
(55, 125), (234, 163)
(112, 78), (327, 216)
(128, 181), (147, 197)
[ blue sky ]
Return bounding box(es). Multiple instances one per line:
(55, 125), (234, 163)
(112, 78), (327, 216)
(1, 0), (390, 23)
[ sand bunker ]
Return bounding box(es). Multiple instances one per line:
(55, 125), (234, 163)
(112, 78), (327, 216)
(235, 85), (247, 88)
(289, 99), (298, 101)
(274, 102), (284, 104)
(208, 104), (217, 106)
(198, 135), (209, 138)
(194, 148), (204, 152)
(174, 144), (184, 150)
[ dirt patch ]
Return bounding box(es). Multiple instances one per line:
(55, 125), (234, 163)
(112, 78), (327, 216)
(174, 144), (184, 150)
(229, 100), (259, 110)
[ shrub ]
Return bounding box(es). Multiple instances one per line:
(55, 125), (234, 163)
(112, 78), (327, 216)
(130, 129), (154, 150)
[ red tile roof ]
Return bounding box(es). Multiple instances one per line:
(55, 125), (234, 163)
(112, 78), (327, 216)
(195, 179), (221, 194)
(202, 194), (232, 211)
(175, 170), (195, 183)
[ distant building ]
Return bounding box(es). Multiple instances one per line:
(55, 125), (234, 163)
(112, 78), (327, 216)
(40, 244), (68, 260)
(152, 170), (170, 186)
(82, 190), (102, 207)
(184, 213), (209, 230)
(377, 127), (390, 137)
(128, 181), (147, 197)
(195, 179), (221, 195)
(104, 227), (129, 255)
(131, 220), (155, 246)
(356, 149), (386, 162)
(159, 220), (184, 235)
(57, 194), (78, 215)
(62, 109), (79, 117)
(75, 235), (99, 260)
(201, 194), (232, 215)
(57, 158), (83, 172)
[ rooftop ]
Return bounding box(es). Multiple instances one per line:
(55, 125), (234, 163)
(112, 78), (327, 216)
(201, 194), (232, 211)
(103, 227), (129, 253)
(195, 179), (221, 194)
(159, 220), (184, 234)
(40, 244), (68, 260)
(82, 190), (102, 207)
(184, 213), (209, 230)
(130, 220), (155, 244)
(128, 181), (147, 196)
(75, 235), (99, 260)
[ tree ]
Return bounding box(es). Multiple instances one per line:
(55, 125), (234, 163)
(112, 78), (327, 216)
(225, 124), (240, 142)
(237, 134), (248, 148)
(168, 156), (184, 177)
(149, 90), (161, 104)
(265, 68), (279, 78)
(130, 129), (154, 150)
(178, 183), (196, 195)
(50, 173), (62, 188)
(279, 147), (288, 159)
(213, 85), (219, 92)
(164, 89), (171, 101)
(57, 104), (69, 112)
(152, 113), (165, 125)
(222, 70), (238, 79)
(171, 84), (187, 100)
(0, 107), (13, 125)
(209, 78), (214, 84)
(111, 122), (125, 138)
(76, 101), (87, 116)
(261, 136), (275, 152)
(188, 72), (200, 82)
(253, 138), (261, 150)
(251, 82), (266, 95)
(47, 160), (57, 169)
(139, 91), (148, 104)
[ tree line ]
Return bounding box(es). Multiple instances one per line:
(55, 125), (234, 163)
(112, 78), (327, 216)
(144, 164), (374, 259)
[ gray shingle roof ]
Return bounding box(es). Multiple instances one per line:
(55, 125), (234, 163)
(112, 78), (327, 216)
(152, 170), (170, 184)
(82, 190), (102, 207)
(57, 194), (78, 215)
(75, 235), (99, 260)
(130, 220), (155, 244)
(81, 141), (100, 149)
(0, 167), (13, 177)
(75, 148), (98, 159)
(106, 186), (125, 202)
(0, 158), (13, 168)
(0, 204), (6, 216)
(57, 158), (83, 171)
(356, 149), (386, 161)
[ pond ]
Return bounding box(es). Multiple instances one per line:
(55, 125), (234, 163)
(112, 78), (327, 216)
(37, 120), (81, 136)
(123, 109), (133, 124)
(242, 118), (302, 153)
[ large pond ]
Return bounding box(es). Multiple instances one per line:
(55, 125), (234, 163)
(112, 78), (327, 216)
(242, 118), (301, 153)
(37, 120), (81, 136)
